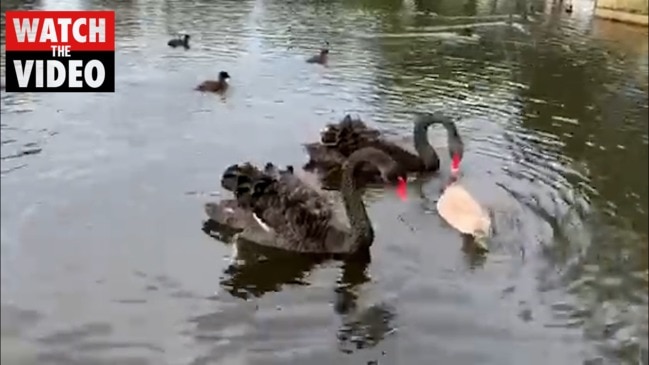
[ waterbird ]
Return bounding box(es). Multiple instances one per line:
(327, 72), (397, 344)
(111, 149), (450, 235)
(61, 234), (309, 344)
(204, 147), (409, 255)
(303, 112), (465, 189)
(195, 71), (230, 93)
(167, 34), (190, 49)
(306, 41), (330, 64)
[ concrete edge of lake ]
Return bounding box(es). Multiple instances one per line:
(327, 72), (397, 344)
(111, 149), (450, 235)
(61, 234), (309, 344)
(595, 0), (649, 26)
(595, 7), (649, 26)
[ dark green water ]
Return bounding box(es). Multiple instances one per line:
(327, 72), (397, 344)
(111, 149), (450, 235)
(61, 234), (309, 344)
(1, 0), (647, 364)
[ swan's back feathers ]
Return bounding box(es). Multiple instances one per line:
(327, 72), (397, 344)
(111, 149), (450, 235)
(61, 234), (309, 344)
(304, 115), (425, 187)
(209, 146), (406, 254)
(304, 115), (402, 188)
(320, 115), (372, 144)
(303, 143), (383, 189)
(223, 163), (347, 253)
(324, 115), (421, 168)
(319, 115), (382, 156)
(303, 143), (346, 169)
(269, 175), (337, 252)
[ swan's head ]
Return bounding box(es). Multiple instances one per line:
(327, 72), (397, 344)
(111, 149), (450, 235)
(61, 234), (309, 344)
(385, 168), (409, 201)
(346, 147), (409, 200)
(444, 120), (463, 176)
(381, 165), (408, 186)
(347, 147), (408, 183)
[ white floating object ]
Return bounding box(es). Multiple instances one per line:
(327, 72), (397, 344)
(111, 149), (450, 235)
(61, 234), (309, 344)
(437, 182), (491, 251)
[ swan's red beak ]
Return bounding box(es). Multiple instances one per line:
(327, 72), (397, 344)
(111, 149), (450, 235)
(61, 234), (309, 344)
(396, 176), (407, 201)
(451, 154), (461, 176)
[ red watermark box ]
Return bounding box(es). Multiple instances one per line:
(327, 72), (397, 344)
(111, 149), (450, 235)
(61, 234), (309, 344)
(4, 10), (115, 92)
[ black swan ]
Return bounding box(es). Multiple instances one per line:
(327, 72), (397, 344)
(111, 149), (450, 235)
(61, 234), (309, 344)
(204, 147), (408, 254)
(303, 112), (465, 189)
(195, 71), (230, 93)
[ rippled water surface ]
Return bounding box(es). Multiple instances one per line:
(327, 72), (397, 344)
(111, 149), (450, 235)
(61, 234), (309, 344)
(1, 0), (648, 364)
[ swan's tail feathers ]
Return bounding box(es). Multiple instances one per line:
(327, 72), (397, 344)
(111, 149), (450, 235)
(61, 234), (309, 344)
(204, 202), (221, 221)
(204, 200), (250, 231)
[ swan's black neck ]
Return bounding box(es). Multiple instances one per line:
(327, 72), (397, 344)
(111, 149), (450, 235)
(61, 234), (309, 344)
(413, 113), (463, 166)
(340, 152), (380, 251)
(341, 171), (373, 251)
(443, 120), (464, 159)
(413, 114), (443, 169)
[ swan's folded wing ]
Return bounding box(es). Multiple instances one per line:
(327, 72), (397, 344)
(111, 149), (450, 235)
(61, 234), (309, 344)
(304, 143), (345, 162)
(279, 174), (335, 237)
(251, 178), (335, 252)
(321, 121), (373, 141)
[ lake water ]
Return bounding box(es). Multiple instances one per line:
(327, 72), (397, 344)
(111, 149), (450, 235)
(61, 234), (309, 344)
(1, 0), (647, 364)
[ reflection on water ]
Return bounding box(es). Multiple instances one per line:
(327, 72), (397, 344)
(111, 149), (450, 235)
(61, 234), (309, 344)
(1, 0), (647, 363)
(203, 218), (397, 356)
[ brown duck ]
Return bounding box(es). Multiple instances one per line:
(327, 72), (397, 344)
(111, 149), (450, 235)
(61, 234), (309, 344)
(306, 43), (329, 65)
(195, 71), (230, 93)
